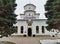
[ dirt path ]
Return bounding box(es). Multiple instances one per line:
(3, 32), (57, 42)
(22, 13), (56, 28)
(0, 37), (59, 44)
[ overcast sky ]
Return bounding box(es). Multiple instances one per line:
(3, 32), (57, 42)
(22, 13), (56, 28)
(15, 0), (47, 19)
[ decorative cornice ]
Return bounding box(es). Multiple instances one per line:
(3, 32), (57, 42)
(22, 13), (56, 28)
(17, 19), (47, 21)
(24, 10), (36, 13)
(20, 14), (25, 15)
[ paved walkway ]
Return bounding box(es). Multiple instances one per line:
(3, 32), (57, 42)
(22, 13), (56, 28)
(0, 37), (59, 44)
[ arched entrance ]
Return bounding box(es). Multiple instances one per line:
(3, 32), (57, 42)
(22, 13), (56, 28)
(28, 28), (32, 36)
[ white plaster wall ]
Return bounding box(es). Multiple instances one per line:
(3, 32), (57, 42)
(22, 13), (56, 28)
(14, 20), (48, 35)
(20, 12), (36, 18)
(13, 21), (28, 35)
(25, 12), (35, 17)
(13, 20), (49, 35)
(18, 21), (28, 35)
(24, 12), (40, 19)
(32, 20), (48, 35)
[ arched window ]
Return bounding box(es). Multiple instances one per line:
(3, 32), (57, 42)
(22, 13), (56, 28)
(42, 26), (45, 33)
(21, 26), (24, 33)
(36, 26), (39, 33)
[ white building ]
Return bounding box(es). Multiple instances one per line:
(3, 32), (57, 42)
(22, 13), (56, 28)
(13, 4), (56, 37)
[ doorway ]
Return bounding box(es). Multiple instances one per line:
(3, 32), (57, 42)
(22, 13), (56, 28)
(28, 28), (32, 36)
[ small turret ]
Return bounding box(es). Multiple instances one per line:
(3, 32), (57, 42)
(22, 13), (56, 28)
(20, 4), (40, 19)
(24, 4), (36, 11)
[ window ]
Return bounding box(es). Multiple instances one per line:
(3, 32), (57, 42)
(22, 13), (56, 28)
(21, 26), (24, 33)
(29, 7), (31, 9)
(42, 26), (45, 33)
(29, 14), (30, 16)
(36, 26), (39, 33)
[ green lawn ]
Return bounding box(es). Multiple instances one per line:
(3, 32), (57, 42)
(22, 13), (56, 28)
(0, 41), (16, 44)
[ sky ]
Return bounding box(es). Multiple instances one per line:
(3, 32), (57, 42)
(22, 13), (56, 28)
(15, 0), (47, 19)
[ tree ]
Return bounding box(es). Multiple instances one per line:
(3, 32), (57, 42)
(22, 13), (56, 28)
(0, 0), (17, 37)
(45, 0), (60, 31)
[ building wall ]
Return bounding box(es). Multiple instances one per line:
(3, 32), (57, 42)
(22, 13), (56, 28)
(12, 4), (58, 36)
(25, 11), (35, 16)
(13, 19), (49, 36)
(13, 21), (28, 35)
(32, 20), (48, 35)
(20, 12), (39, 19)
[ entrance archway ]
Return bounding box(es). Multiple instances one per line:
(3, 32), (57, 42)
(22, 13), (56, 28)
(28, 28), (32, 36)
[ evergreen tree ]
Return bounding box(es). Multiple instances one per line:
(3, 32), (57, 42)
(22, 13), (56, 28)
(0, 0), (17, 37)
(45, 0), (60, 31)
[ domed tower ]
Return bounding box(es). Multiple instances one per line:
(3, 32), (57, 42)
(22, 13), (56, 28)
(24, 4), (36, 11)
(20, 4), (40, 19)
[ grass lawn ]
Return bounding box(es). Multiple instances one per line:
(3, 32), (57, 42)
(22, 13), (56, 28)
(0, 41), (16, 44)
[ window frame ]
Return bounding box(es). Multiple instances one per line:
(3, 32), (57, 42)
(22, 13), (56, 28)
(21, 26), (24, 33)
(36, 26), (39, 33)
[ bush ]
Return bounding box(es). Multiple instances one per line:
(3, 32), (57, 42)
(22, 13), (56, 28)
(24, 35), (26, 37)
(0, 41), (16, 44)
(33, 34), (35, 37)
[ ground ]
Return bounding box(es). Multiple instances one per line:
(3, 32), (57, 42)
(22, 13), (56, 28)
(0, 36), (59, 44)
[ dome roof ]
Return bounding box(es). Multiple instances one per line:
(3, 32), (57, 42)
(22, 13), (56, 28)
(24, 4), (36, 7)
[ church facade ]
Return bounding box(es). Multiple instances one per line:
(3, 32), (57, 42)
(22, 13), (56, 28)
(13, 4), (51, 36)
